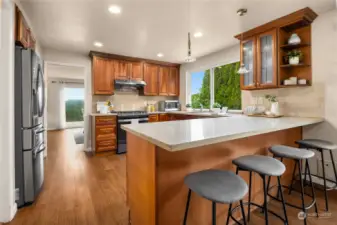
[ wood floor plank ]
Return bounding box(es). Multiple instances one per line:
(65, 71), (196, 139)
(5, 129), (337, 225)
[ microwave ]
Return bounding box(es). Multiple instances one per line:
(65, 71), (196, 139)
(158, 100), (180, 112)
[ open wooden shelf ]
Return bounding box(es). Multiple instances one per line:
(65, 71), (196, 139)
(280, 43), (311, 50)
(280, 63), (311, 68)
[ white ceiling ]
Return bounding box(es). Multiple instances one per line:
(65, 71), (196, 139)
(19, 0), (335, 63)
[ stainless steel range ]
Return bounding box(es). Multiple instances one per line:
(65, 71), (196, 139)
(116, 111), (149, 154)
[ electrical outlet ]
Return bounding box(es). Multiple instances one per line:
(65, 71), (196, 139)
(15, 188), (20, 201)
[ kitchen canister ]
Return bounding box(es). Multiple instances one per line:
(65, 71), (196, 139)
(288, 33), (301, 45)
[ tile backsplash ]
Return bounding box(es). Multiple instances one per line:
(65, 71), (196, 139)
(92, 90), (177, 112)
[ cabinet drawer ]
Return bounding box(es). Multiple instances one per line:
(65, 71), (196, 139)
(96, 139), (116, 152)
(148, 114), (159, 122)
(96, 125), (116, 135)
(95, 116), (116, 125)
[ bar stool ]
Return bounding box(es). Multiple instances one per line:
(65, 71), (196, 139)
(296, 139), (337, 212)
(231, 155), (288, 225)
(183, 169), (248, 225)
(268, 145), (318, 225)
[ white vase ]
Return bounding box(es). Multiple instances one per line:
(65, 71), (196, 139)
(288, 33), (301, 45)
(289, 57), (300, 65)
(186, 107), (193, 112)
(270, 102), (280, 115)
(212, 108), (221, 113)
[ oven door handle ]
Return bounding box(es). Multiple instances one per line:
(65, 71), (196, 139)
(138, 119), (149, 123)
(118, 119), (133, 123)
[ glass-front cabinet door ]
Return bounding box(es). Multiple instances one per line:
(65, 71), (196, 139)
(240, 37), (256, 89)
(257, 29), (277, 87)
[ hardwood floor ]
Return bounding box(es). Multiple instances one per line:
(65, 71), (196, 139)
(6, 130), (337, 225)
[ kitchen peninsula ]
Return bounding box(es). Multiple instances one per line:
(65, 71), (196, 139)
(122, 116), (323, 225)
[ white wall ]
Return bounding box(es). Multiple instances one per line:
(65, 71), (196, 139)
(43, 48), (92, 151)
(0, 0), (17, 222)
(179, 44), (240, 108)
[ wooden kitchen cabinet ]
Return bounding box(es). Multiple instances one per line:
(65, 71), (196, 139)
(15, 7), (35, 49)
(143, 63), (159, 96)
(236, 8), (317, 90)
(130, 62), (143, 81)
(159, 114), (169, 122)
(92, 116), (117, 153)
(256, 29), (278, 88)
(240, 37), (257, 90)
(114, 60), (131, 80)
(148, 114), (159, 122)
(158, 66), (169, 95)
(92, 57), (114, 95)
(168, 67), (179, 96)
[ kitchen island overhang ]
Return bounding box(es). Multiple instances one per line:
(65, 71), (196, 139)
(123, 116), (323, 225)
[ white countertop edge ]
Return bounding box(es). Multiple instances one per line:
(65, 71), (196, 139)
(122, 117), (324, 152)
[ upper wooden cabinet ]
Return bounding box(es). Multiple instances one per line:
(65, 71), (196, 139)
(130, 62), (143, 81)
(158, 66), (169, 95)
(257, 29), (277, 88)
(15, 7), (36, 49)
(240, 37), (257, 90)
(168, 67), (179, 96)
(114, 60), (131, 80)
(236, 7), (317, 90)
(92, 57), (114, 95)
(143, 63), (159, 96)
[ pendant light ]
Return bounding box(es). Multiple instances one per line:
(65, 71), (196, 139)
(184, 0), (196, 63)
(237, 33), (249, 74)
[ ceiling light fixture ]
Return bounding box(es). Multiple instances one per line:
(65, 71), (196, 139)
(194, 32), (203, 38)
(237, 8), (248, 16)
(93, 42), (103, 47)
(157, 53), (164, 58)
(108, 5), (122, 14)
(184, 0), (196, 63)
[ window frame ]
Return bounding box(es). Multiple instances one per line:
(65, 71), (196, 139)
(186, 60), (241, 110)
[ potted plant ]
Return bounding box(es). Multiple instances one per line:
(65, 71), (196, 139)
(287, 49), (303, 65)
(186, 103), (193, 112)
(212, 102), (222, 113)
(265, 95), (279, 115)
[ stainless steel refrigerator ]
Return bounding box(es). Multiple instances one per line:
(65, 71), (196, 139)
(15, 46), (46, 207)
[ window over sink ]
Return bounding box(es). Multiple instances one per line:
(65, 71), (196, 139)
(188, 61), (242, 110)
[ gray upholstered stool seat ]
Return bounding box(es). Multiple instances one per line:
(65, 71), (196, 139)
(232, 155), (285, 177)
(296, 139), (337, 150)
(184, 169), (248, 204)
(270, 145), (315, 160)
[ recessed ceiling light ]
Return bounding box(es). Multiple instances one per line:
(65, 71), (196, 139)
(157, 53), (164, 57)
(94, 42), (103, 47)
(109, 5), (122, 14)
(194, 32), (203, 38)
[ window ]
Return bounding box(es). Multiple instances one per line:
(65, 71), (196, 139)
(64, 88), (84, 122)
(191, 70), (210, 109)
(214, 63), (241, 110)
(188, 62), (241, 110)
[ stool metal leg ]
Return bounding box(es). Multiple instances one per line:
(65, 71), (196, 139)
(225, 203), (232, 225)
(240, 200), (247, 225)
(329, 150), (337, 187)
(248, 171), (252, 222)
(298, 160), (307, 225)
(306, 159), (318, 216)
(212, 202), (216, 225)
(288, 161), (297, 195)
(321, 150), (329, 211)
(277, 176), (289, 225)
(183, 189), (192, 225)
(262, 175), (269, 225)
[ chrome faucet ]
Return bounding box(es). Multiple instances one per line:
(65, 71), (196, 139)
(200, 103), (203, 112)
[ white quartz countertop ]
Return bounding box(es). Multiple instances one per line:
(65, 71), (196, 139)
(90, 113), (117, 116)
(122, 116), (324, 152)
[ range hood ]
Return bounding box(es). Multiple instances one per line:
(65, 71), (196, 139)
(115, 79), (146, 88)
